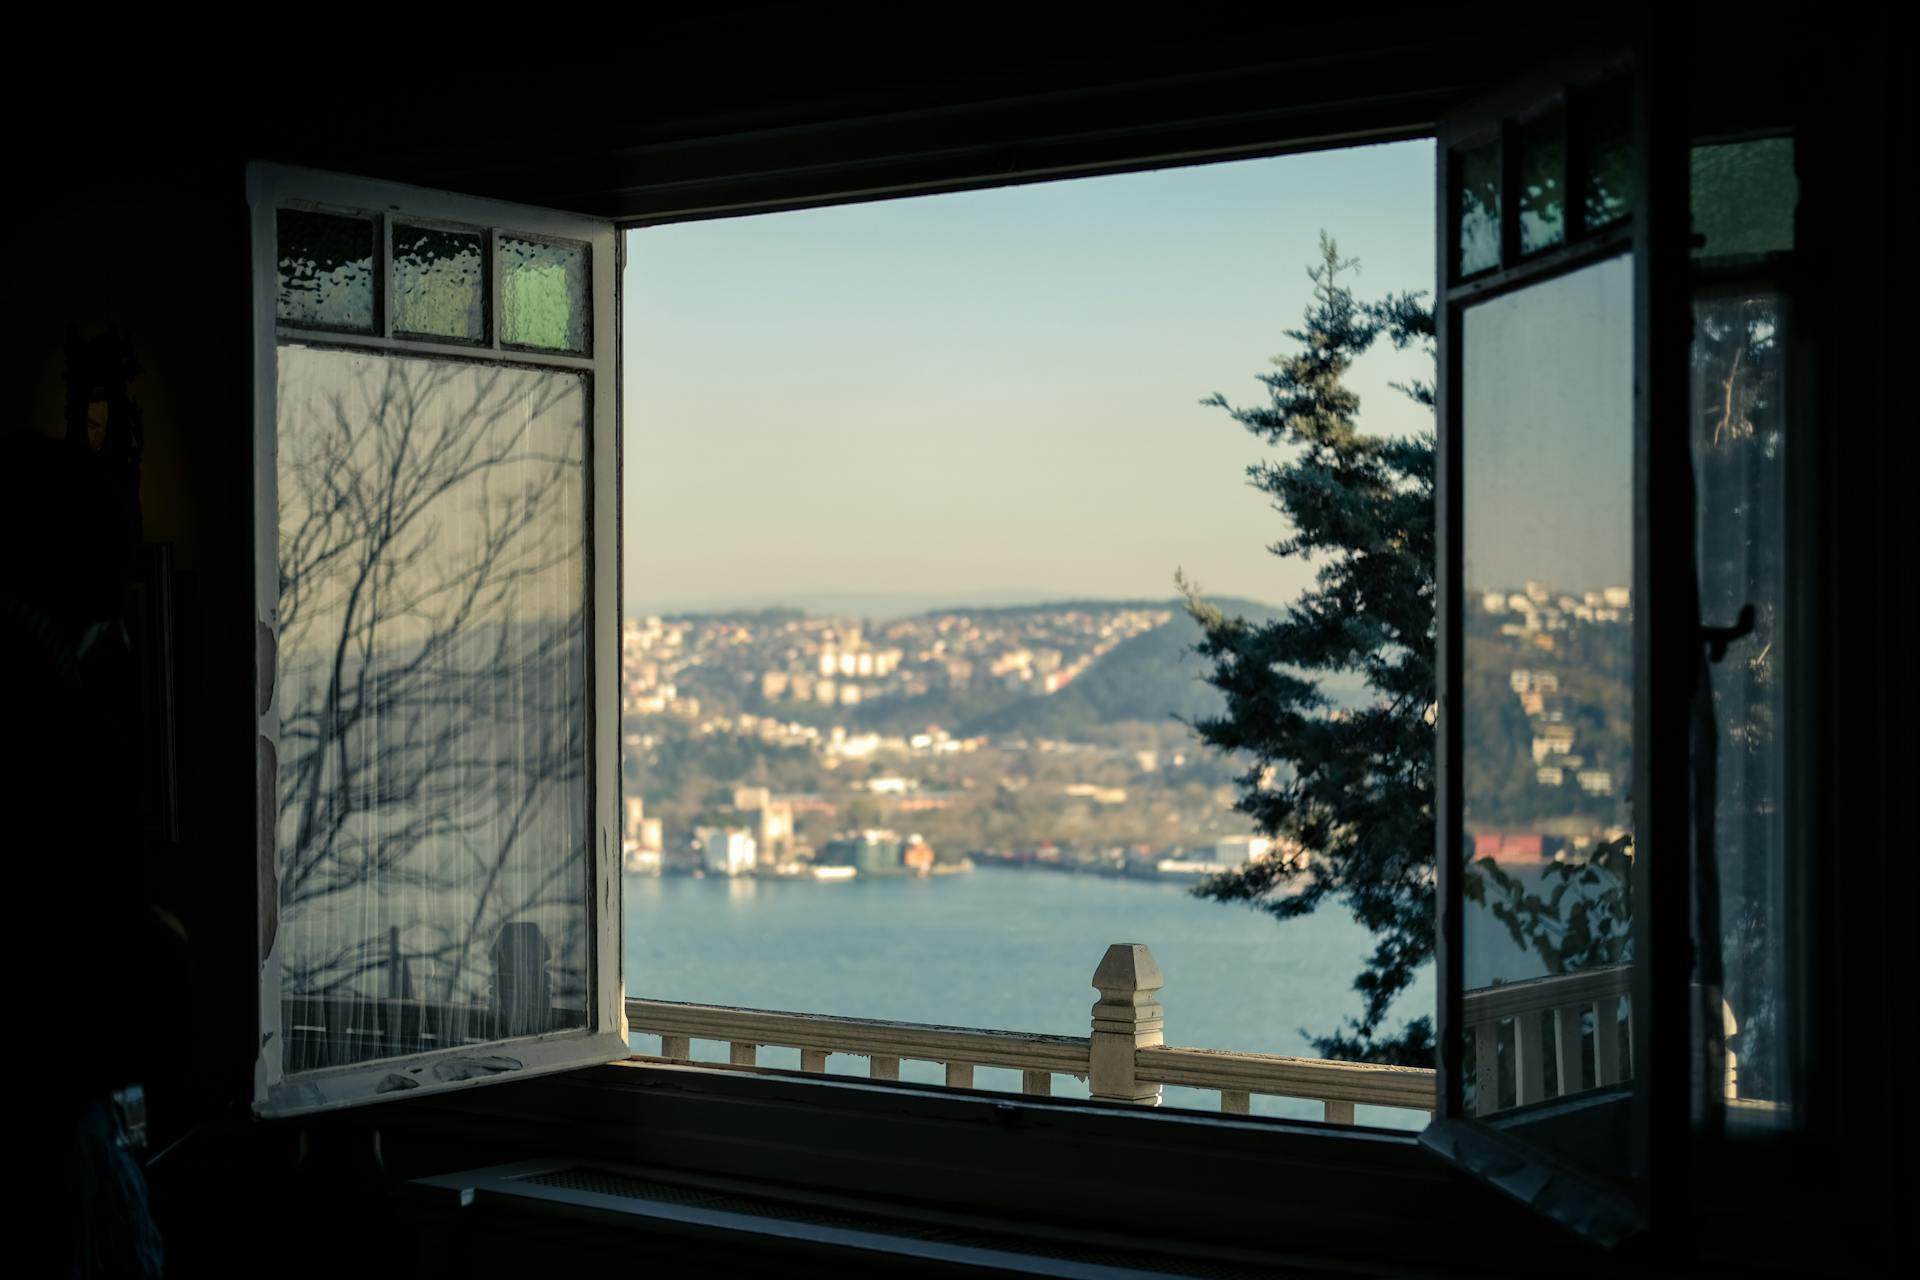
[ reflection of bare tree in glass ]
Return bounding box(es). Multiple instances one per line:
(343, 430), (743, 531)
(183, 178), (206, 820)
(274, 349), (589, 1023)
(1692, 293), (1785, 1101)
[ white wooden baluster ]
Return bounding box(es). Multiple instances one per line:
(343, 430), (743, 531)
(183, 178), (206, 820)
(1721, 997), (1739, 1099)
(660, 1034), (690, 1062)
(1592, 996), (1621, 1087)
(945, 1063), (974, 1088)
(1089, 943), (1164, 1105)
(1513, 1010), (1547, 1105)
(800, 1049), (829, 1074)
(730, 1041), (758, 1068)
(1553, 1003), (1586, 1096)
(869, 1055), (900, 1081)
(1221, 1090), (1250, 1114)
(1472, 1021), (1499, 1115)
(1021, 1069), (1052, 1096)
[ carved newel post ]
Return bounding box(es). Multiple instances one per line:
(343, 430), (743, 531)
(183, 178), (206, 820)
(1089, 943), (1164, 1105)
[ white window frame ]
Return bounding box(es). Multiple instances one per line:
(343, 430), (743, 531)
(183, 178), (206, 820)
(248, 163), (626, 1116)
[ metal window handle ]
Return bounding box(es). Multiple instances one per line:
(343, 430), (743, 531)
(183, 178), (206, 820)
(1700, 603), (1756, 663)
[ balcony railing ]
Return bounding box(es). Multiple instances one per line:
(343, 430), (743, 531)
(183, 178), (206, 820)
(1461, 962), (1634, 1116)
(626, 943), (1438, 1122)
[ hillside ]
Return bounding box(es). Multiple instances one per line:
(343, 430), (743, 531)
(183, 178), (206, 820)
(843, 597), (1371, 738)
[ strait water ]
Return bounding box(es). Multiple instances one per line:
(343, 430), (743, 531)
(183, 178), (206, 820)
(623, 866), (1437, 1129)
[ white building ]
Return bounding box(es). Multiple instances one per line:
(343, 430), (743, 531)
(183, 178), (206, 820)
(1213, 836), (1275, 866)
(697, 827), (758, 876)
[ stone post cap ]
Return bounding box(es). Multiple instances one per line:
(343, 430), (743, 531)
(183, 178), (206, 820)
(1092, 943), (1164, 997)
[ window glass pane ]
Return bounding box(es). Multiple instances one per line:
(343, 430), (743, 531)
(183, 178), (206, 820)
(1517, 108), (1567, 254)
(1456, 141), (1502, 275)
(1460, 256), (1635, 1125)
(272, 346), (590, 1074)
(277, 209), (376, 332)
(1691, 139), (1796, 259)
(1578, 84), (1633, 232)
(393, 223), (487, 342)
(501, 237), (588, 351)
(1691, 289), (1791, 1133)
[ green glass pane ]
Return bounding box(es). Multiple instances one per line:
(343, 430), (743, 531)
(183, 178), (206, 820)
(1457, 141), (1501, 276)
(277, 209), (375, 332)
(1579, 84), (1633, 232)
(1518, 108), (1566, 254)
(1691, 139), (1796, 259)
(500, 237), (588, 352)
(393, 223), (486, 342)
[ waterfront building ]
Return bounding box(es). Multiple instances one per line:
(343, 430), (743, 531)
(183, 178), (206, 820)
(696, 827), (758, 877)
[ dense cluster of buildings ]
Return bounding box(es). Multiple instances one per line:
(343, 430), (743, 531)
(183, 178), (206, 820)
(617, 603), (1281, 884)
(1479, 580), (1630, 649)
(619, 606), (1171, 722)
(1472, 581), (1634, 866)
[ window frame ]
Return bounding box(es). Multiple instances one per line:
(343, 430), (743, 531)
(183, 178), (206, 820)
(237, 26), (1773, 1264)
(247, 163), (627, 1117)
(1420, 35), (1713, 1245)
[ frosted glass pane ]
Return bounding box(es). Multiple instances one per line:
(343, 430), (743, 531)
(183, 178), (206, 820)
(500, 237), (588, 352)
(1456, 142), (1501, 276)
(1691, 139), (1796, 259)
(277, 209), (375, 332)
(273, 346), (591, 1072)
(1579, 84), (1633, 232)
(1517, 108), (1566, 254)
(393, 223), (486, 342)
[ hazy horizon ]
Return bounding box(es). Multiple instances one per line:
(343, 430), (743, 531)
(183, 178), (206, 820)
(622, 141), (1437, 615)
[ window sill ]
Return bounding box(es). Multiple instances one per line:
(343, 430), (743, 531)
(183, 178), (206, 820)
(379, 1057), (1583, 1275)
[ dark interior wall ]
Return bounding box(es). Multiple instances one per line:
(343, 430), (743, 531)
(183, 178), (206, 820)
(2, 159), (257, 1108)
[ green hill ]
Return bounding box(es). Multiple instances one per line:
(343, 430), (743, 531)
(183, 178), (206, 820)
(846, 597), (1371, 739)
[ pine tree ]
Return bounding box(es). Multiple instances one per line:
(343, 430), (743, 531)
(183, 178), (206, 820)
(1180, 233), (1437, 1065)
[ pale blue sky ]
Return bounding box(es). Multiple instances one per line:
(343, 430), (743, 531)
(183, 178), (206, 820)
(622, 140), (1436, 616)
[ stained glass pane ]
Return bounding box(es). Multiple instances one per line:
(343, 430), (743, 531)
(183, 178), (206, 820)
(273, 346), (591, 1074)
(393, 223), (487, 342)
(1691, 139), (1796, 259)
(1456, 141), (1502, 276)
(1518, 108), (1566, 254)
(277, 209), (375, 332)
(1579, 84), (1633, 232)
(501, 237), (588, 352)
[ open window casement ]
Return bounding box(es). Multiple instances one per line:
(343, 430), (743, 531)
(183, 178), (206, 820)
(250, 165), (625, 1116)
(1422, 39), (1696, 1242)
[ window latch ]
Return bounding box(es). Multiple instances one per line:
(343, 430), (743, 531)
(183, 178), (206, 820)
(1700, 603), (1755, 663)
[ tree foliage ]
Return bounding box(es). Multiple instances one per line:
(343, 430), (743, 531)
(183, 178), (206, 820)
(1181, 234), (1437, 1065)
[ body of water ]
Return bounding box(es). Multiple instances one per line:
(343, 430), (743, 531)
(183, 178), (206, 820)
(623, 865), (1436, 1128)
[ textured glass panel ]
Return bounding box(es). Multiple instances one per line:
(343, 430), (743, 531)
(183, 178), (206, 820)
(393, 223), (486, 342)
(1691, 139), (1796, 259)
(274, 346), (590, 1072)
(1456, 141), (1502, 276)
(501, 237), (588, 351)
(277, 209), (375, 332)
(1579, 84), (1633, 232)
(1692, 290), (1793, 1132)
(1460, 257), (1635, 1131)
(1517, 108), (1566, 254)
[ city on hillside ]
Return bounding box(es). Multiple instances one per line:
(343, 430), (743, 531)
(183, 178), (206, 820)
(619, 583), (1633, 883)
(617, 601), (1308, 883)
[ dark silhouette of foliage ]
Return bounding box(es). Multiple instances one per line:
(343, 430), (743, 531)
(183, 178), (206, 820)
(1467, 833), (1634, 975)
(1180, 234), (1437, 1065)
